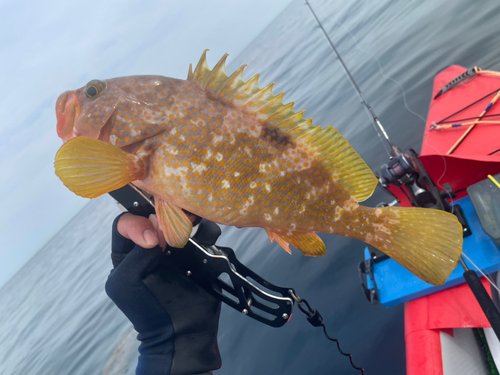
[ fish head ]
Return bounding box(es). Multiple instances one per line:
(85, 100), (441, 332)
(56, 79), (120, 143)
(56, 76), (167, 147)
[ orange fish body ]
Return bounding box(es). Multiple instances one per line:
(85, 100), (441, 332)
(55, 51), (463, 285)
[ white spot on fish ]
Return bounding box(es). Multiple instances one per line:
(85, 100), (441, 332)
(216, 152), (223, 162)
(291, 223), (296, 230)
(274, 207), (279, 215)
(334, 206), (344, 222)
(374, 223), (391, 234)
(250, 182), (257, 189)
(234, 172), (240, 177)
(299, 206), (306, 213)
(191, 163), (207, 172)
(244, 147), (252, 157)
(264, 213), (272, 221)
(213, 135), (223, 145)
(239, 195), (255, 216)
(222, 180), (230, 188)
(204, 149), (212, 160)
(109, 135), (117, 145)
(170, 128), (177, 135)
(265, 183), (271, 192)
(165, 146), (178, 155)
(374, 208), (382, 218)
(343, 198), (357, 212)
(330, 200), (336, 206)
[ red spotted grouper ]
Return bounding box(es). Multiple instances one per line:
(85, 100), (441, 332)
(54, 50), (462, 285)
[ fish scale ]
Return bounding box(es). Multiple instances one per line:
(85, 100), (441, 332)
(145, 91), (346, 229)
(54, 50), (463, 286)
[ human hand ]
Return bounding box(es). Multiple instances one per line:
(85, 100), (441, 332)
(106, 212), (222, 375)
(116, 213), (167, 250)
(116, 211), (201, 250)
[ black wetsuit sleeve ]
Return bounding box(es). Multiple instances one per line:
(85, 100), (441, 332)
(110, 213), (136, 269)
(106, 213), (222, 375)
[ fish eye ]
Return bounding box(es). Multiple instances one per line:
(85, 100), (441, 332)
(84, 79), (106, 99)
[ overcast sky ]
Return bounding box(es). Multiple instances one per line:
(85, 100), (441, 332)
(0, 0), (293, 288)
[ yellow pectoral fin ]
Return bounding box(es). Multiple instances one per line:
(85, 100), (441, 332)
(155, 198), (193, 248)
(54, 137), (146, 199)
(266, 229), (326, 257)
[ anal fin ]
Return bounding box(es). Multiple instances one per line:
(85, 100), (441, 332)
(265, 229), (292, 254)
(155, 198), (193, 248)
(266, 229), (326, 257)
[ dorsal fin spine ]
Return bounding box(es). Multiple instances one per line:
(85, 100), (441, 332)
(265, 102), (295, 125)
(244, 82), (274, 107)
(218, 65), (247, 99)
(205, 53), (229, 92)
(234, 74), (261, 102)
(192, 49), (211, 88)
(187, 64), (193, 80)
(257, 92), (284, 116)
(273, 110), (306, 130)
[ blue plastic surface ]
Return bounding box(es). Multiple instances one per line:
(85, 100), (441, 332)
(364, 196), (500, 307)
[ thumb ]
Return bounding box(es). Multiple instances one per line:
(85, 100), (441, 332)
(117, 213), (159, 249)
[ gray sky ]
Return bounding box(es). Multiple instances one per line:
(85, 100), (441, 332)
(0, 0), (292, 288)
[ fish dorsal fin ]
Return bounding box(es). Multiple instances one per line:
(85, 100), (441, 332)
(187, 51), (377, 202)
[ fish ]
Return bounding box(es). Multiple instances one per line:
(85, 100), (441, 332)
(54, 50), (463, 285)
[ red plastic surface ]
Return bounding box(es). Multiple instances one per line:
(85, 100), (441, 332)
(388, 65), (500, 206)
(405, 278), (492, 375)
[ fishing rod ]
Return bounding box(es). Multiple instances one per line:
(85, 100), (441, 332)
(305, 0), (500, 343)
(304, 0), (396, 158)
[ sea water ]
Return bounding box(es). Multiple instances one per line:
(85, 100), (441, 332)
(2, 0), (500, 374)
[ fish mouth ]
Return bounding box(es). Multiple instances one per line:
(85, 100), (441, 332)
(56, 91), (80, 142)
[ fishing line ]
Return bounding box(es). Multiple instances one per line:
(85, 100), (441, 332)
(304, 0), (393, 157)
(462, 252), (500, 295)
(303, 0), (455, 194)
(332, 6), (458, 193)
(330, 13), (428, 126)
(320, 3), (464, 191)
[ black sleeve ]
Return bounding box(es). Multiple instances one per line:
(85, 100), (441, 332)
(110, 212), (136, 269)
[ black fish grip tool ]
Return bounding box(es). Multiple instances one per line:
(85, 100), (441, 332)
(108, 184), (294, 328)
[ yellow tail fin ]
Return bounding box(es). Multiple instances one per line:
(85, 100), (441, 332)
(368, 207), (463, 285)
(54, 137), (145, 198)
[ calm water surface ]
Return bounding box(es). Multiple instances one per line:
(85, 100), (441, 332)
(2, 0), (500, 374)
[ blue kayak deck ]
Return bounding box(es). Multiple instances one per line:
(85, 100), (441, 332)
(365, 195), (500, 307)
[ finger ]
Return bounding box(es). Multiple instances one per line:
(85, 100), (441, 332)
(117, 213), (159, 249)
(149, 214), (167, 250)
